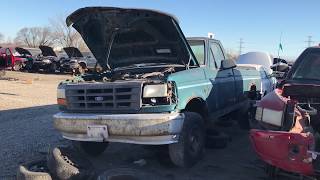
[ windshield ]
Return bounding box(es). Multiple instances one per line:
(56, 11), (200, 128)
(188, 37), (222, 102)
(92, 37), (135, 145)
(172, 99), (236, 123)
(292, 52), (320, 80)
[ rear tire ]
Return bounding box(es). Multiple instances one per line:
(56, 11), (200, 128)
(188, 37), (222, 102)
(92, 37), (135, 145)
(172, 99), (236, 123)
(13, 62), (22, 71)
(49, 62), (57, 73)
(168, 112), (205, 167)
(78, 141), (109, 157)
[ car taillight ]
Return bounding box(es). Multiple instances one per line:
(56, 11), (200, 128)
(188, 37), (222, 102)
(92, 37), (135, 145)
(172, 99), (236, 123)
(255, 106), (283, 127)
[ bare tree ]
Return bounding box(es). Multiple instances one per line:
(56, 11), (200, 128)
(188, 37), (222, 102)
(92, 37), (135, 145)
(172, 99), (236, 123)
(14, 27), (54, 48)
(0, 33), (3, 43)
(225, 48), (239, 61)
(50, 15), (88, 51)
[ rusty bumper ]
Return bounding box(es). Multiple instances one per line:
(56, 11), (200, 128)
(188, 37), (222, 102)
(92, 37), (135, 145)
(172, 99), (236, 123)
(53, 112), (184, 145)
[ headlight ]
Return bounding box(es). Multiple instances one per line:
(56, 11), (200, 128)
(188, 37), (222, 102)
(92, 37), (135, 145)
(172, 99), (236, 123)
(143, 84), (168, 98)
(42, 59), (51, 64)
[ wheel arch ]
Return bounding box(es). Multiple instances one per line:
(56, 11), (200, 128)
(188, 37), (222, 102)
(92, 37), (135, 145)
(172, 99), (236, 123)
(183, 97), (208, 119)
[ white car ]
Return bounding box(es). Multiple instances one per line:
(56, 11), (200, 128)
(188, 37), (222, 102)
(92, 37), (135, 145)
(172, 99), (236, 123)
(237, 52), (273, 74)
(237, 64), (276, 96)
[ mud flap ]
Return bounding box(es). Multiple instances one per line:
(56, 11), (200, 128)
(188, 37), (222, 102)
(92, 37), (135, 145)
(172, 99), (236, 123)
(250, 129), (315, 175)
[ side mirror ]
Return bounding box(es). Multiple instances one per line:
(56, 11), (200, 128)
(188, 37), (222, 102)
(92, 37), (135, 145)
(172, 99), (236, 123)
(220, 59), (236, 70)
(270, 62), (289, 72)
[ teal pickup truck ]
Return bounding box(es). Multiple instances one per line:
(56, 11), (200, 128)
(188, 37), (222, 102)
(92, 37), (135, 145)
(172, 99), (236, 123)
(53, 7), (261, 167)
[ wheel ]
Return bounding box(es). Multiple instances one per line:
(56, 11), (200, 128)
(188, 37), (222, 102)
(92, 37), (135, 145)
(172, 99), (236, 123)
(168, 112), (205, 167)
(13, 62), (22, 71)
(78, 141), (109, 157)
(47, 147), (94, 180)
(236, 101), (251, 130)
(25, 61), (33, 72)
(78, 63), (86, 74)
(17, 160), (52, 180)
(49, 63), (57, 73)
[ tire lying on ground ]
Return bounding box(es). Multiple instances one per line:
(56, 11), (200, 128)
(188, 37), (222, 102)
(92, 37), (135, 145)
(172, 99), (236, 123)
(47, 147), (94, 180)
(168, 112), (205, 167)
(97, 168), (157, 180)
(17, 160), (52, 180)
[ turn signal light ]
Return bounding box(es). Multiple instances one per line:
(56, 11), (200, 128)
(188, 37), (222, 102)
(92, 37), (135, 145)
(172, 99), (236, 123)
(57, 98), (67, 106)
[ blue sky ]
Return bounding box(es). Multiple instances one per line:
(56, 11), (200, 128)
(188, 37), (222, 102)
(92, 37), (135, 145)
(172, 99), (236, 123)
(1, 0), (319, 59)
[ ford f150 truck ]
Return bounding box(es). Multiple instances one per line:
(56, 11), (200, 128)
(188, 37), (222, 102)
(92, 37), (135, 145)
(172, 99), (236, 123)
(53, 7), (262, 167)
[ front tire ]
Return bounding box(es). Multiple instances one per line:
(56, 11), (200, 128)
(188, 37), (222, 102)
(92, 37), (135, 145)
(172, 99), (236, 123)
(168, 112), (205, 167)
(49, 62), (57, 73)
(79, 141), (109, 157)
(13, 62), (22, 71)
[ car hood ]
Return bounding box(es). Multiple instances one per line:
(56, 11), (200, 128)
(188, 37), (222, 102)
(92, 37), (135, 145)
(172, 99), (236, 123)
(39, 46), (57, 57)
(66, 7), (193, 69)
(63, 47), (83, 58)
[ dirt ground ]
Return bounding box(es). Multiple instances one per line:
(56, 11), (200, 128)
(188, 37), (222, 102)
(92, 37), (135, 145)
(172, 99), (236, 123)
(0, 71), (274, 180)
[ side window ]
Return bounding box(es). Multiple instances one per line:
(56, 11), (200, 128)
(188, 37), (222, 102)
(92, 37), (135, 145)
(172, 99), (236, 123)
(188, 40), (205, 65)
(208, 47), (217, 69)
(6, 48), (11, 56)
(210, 43), (225, 69)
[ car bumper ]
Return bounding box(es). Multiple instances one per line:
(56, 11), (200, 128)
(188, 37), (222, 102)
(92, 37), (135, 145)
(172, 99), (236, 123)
(53, 112), (184, 145)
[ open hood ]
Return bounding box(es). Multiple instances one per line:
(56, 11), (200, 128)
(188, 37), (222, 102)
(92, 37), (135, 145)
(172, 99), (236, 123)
(66, 7), (194, 69)
(39, 46), (57, 57)
(63, 47), (83, 58)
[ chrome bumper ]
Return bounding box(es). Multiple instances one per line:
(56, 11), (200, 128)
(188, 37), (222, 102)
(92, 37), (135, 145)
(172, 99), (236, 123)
(53, 112), (184, 145)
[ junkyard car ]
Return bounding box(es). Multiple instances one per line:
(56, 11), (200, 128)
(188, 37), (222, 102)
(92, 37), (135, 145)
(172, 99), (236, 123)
(32, 45), (59, 73)
(250, 46), (320, 177)
(53, 7), (262, 167)
(60, 47), (86, 74)
(0, 47), (32, 71)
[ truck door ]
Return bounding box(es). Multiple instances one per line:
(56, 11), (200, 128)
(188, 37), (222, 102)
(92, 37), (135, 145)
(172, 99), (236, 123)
(211, 42), (236, 109)
(5, 48), (12, 67)
(0, 48), (5, 68)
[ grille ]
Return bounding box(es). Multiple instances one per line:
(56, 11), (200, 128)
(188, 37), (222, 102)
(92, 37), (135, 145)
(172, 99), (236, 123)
(65, 81), (142, 112)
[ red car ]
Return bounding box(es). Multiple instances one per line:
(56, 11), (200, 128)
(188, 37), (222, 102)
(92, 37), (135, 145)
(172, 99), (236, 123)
(0, 47), (31, 71)
(250, 46), (320, 178)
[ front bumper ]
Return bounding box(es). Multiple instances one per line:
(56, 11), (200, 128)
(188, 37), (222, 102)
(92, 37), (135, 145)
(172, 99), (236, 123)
(53, 112), (184, 145)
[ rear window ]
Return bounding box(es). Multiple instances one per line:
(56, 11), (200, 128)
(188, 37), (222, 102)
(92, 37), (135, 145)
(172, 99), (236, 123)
(188, 40), (205, 65)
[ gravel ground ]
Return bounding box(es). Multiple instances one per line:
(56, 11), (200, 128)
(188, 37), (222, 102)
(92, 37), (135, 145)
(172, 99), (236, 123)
(0, 71), (288, 180)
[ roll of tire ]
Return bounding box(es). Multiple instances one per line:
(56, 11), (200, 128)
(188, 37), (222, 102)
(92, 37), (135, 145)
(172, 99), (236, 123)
(17, 160), (52, 180)
(47, 147), (95, 180)
(97, 168), (157, 180)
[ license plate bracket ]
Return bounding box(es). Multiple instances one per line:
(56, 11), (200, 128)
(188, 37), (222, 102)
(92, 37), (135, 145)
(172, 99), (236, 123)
(87, 125), (109, 139)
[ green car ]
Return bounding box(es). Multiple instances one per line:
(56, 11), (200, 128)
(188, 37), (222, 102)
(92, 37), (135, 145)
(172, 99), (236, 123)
(54, 7), (262, 167)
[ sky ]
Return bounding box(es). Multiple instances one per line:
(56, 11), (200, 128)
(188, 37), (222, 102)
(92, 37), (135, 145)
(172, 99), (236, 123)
(1, 0), (319, 60)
